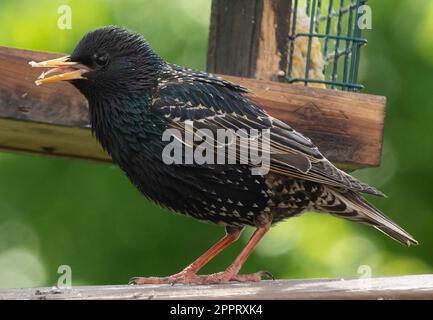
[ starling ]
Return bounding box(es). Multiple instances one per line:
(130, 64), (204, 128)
(30, 26), (417, 285)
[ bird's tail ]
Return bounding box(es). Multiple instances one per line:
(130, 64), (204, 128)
(316, 188), (418, 246)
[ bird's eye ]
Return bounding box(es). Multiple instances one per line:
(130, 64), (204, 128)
(93, 53), (109, 67)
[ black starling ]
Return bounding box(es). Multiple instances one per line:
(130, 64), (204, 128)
(31, 26), (417, 285)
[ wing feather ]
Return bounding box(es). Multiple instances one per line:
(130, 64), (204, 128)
(151, 66), (384, 197)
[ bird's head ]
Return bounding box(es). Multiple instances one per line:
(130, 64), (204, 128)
(30, 26), (163, 98)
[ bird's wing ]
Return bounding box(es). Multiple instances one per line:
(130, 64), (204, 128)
(151, 68), (384, 196)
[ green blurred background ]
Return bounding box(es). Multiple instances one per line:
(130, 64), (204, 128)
(0, 0), (432, 288)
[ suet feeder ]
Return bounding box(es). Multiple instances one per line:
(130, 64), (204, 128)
(286, 0), (368, 90)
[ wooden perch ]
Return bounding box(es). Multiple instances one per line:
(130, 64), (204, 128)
(1, 274), (432, 300)
(0, 46), (386, 170)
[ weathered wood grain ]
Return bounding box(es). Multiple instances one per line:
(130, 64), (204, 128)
(207, 0), (292, 81)
(222, 75), (387, 169)
(1, 275), (432, 300)
(0, 46), (386, 169)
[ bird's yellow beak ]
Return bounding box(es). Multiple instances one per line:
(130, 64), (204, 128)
(29, 56), (88, 86)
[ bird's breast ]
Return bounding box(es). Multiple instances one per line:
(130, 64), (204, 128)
(89, 101), (316, 227)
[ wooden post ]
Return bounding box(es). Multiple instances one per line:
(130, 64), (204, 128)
(207, 0), (292, 81)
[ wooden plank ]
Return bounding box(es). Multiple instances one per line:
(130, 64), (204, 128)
(207, 0), (292, 81)
(0, 47), (386, 169)
(222, 75), (387, 169)
(0, 118), (109, 162)
(0, 47), (108, 162)
(1, 274), (432, 300)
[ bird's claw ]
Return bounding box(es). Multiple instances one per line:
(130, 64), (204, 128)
(129, 271), (201, 285)
(224, 271), (273, 283)
(129, 270), (273, 285)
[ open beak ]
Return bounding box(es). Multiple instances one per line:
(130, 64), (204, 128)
(29, 56), (89, 86)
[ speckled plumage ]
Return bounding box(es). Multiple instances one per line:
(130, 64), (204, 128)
(64, 26), (416, 246)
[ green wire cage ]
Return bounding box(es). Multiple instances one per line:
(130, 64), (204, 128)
(286, 0), (368, 91)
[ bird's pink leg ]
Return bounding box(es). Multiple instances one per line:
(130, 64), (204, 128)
(130, 224), (272, 285)
(129, 227), (243, 285)
(194, 224), (271, 284)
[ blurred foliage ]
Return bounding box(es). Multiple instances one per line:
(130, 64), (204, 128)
(0, 0), (432, 288)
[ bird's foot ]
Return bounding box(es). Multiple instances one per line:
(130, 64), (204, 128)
(129, 270), (273, 285)
(228, 271), (274, 283)
(129, 270), (201, 285)
(193, 270), (273, 284)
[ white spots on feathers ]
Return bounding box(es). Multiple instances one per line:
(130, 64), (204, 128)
(267, 199), (276, 207)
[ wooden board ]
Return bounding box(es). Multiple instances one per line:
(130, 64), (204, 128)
(0, 46), (386, 170)
(1, 274), (432, 300)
